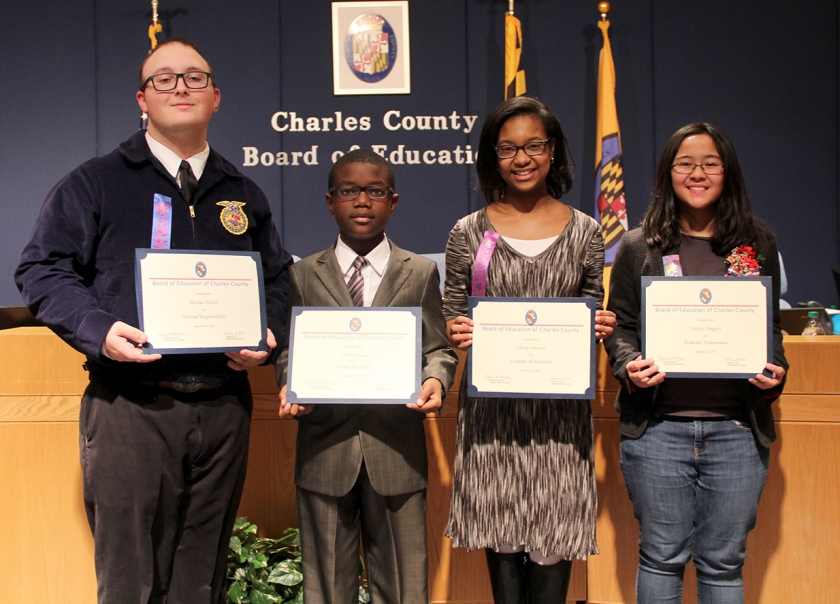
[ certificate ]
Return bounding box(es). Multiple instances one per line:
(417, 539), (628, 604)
(642, 276), (772, 378)
(135, 249), (267, 354)
(468, 297), (596, 399)
(287, 307), (421, 404)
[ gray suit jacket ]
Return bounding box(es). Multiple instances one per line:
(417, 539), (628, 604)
(276, 240), (457, 497)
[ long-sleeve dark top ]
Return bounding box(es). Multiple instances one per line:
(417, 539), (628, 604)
(16, 130), (292, 384)
(604, 227), (788, 447)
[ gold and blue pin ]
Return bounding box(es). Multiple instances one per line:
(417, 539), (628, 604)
(216, 200), (248, 235)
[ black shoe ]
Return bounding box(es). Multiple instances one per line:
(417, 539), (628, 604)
(485, 548), (527, 604)
(525, 559), (572, 604)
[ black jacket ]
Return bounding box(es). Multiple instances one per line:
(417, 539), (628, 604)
(604, 228), (788, 447)
(16, 131), (292, 383)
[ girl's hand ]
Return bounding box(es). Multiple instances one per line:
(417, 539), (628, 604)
(749, 363), (785, 390)
(447, 316), (473, 350)
(626, 355), (665, 389)
(595, 310), (616, 340)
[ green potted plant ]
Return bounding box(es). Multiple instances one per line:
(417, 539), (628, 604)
(226, 517), (370, 603)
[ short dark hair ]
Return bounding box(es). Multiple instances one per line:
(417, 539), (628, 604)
(643, 122), (772, 254)
(475, 97), (574, 203)
(328, 149), (396, 190)
(138, 38), (217, 90)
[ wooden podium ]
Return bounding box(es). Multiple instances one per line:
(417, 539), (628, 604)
(1, 327), (837, 603)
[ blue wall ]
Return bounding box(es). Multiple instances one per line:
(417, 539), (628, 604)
(2, 0), (838, 307)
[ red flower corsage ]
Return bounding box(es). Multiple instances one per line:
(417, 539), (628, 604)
(725, 245), (764, 276)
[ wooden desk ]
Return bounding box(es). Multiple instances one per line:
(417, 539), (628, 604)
(1, 328), (837, 603)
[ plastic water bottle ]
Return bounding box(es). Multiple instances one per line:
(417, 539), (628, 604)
(801, 311), (826, 336)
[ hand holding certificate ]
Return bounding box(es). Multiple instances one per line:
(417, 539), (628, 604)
(135, 249), (268, 354)
(642, 276), (772, 378)
(468, 297), (596, 399)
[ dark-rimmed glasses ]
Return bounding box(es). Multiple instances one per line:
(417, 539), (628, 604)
(329, 185), (394, 201)
(671, 161), (724, 175)
(141, 71), (213, 92)
(494, 139), (550, 159)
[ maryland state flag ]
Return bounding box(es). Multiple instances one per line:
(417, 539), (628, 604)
(504, 13), (526, 99)
(594, 18), (628, 265)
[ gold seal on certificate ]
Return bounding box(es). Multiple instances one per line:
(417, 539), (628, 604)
(468, 297), (596, 399)
(135, 249), (268, 354)
(642, 276), (772, 378)
(287, 307), (422, 404)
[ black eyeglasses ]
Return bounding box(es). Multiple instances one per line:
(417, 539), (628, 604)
(494, 139), (550, 159)
(671, 161), (724, 175)
(141, 71), (213, 92)
(329, 185), (394, 201)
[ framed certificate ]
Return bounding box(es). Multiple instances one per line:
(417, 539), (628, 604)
(135, 249), (268, 354)
(287, 307), (421, 404)
(641, 276), (772, 378)
(467, 297), (596, 399)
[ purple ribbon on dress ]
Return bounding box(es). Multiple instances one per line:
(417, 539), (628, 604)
(151, 194), (172, 250)
(472, 230), (500, 296)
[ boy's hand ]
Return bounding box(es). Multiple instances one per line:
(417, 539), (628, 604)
(407, 378), (443, 413)
(227, 328), (276, 371)
(278, 384), (314, 418)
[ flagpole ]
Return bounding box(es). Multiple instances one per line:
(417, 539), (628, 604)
(504, 0), (526, 99)
(141, 0), (162, 130)
(593, 0), (628, 283)
(148, 0), (162, 50)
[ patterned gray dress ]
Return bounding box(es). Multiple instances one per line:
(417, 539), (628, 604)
(443, 207), (603, 559)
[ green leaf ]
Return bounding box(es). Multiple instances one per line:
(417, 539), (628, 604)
(227, 581), (243, 603)
(229, 535), (243, 556)
(268, 560), (303, 586)
(251, 590), (279, 604)
(251, 552), (269, 569)
(286, 592), (304, 604)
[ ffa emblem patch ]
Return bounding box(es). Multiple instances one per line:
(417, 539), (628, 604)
(216, 201), (248, 235)
(350, 317), (362, 332)
(344, 13), (397, 83)
(195, 262), (207, 278)
(700, 288), (712, 304)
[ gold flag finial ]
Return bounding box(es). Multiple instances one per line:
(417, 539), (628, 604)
(598, 1), (611, 21)
(148, 0), (162, 50)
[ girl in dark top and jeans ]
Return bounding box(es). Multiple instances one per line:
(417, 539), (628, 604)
(604, 123), (788, 604)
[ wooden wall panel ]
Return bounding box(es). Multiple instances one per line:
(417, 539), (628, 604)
(3, 328), (838, 603)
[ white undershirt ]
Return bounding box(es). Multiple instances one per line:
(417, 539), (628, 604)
(334, 236), (391, 306)
(501, 235), (558, 257)
(145, 132), (210, 185)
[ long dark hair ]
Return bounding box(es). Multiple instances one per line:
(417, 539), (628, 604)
(643, 122), (772, 254)
(476, 97), (574, 203)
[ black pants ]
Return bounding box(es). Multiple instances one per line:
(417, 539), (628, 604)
(79, 379), (252, 604)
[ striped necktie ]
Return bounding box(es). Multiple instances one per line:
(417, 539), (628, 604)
(347, 256), (368, 307)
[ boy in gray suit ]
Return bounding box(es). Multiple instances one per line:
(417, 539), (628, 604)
(275, 149), (457, 604)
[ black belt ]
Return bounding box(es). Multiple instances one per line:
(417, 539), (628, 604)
(655, 413), (747, 422)
(142, 380), (226, 393)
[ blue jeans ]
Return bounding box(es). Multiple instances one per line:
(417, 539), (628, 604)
(620, 417), (769, 604)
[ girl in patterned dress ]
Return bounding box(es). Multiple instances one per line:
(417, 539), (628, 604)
(444, 97), (616, 603)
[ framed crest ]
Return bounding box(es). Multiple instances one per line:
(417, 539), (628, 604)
(331, 1), (411, 95)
